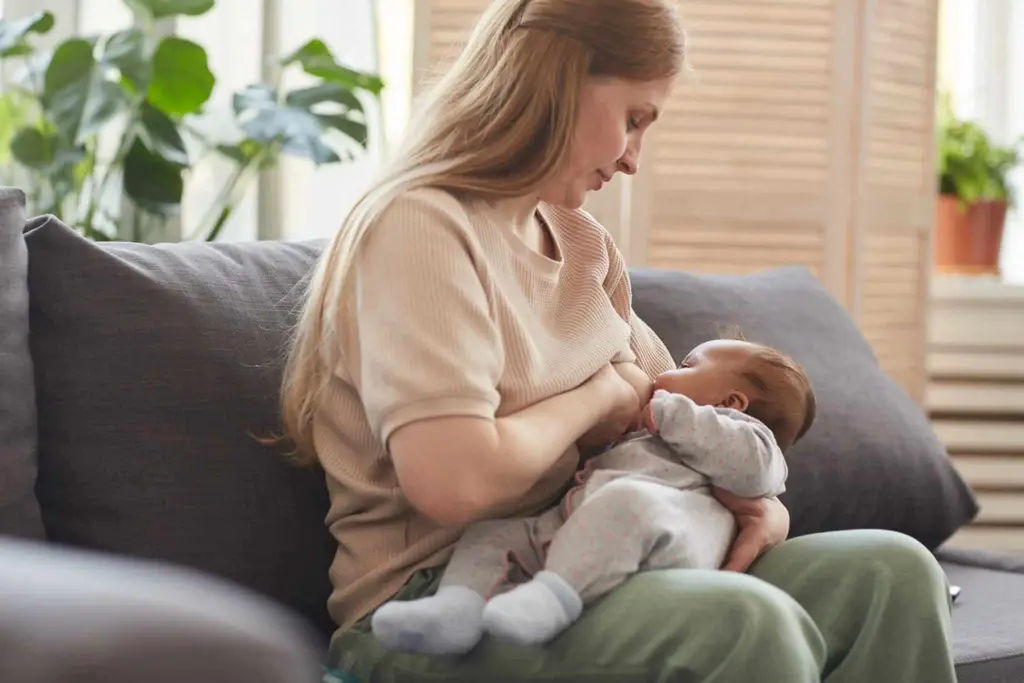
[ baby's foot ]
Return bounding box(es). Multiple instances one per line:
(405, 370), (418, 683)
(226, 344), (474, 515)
(371, 586), (485, 655)
(482, 571), (583, 646)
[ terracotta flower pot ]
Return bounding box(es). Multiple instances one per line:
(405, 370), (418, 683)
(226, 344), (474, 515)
(934, 194), (1008, 276)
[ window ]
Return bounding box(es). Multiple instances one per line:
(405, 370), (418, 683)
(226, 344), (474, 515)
(938, 0), (1024, 283)
(2, 0), (389, 242)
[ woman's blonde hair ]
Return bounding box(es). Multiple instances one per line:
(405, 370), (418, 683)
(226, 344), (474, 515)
(279, 0), (686, 464)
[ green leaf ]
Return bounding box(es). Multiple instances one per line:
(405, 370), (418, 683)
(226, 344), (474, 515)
(285, 82), (363, 114)
(147, 37), (215, 116)
(0, 11), (54, 58)
(123, 137), (184, 214)
(124, 0), (215, 20)
(102, 28), (149, 91)
(2, 44), (34, 58)
(232, 83), (276, 113)
(138, 102), (189, 166)
(0, 92), (36, 166)
(43, 39), (94, 98)
(935, 97), (1023, 208)
(9, 125), (86, 175)
(279, 39), (331, 67)
(43, 39), (128, 145)
(217, 138), (265, 163)
(10, 127), (55, 169)
(233, 84), (340, 165)
(317, 114), (368, 150)
(280, 39), (383, 95)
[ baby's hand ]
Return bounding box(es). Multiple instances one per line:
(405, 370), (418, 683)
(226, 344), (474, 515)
(643, 389), (674, 433)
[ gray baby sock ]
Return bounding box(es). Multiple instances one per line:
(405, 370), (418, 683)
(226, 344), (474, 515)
(371, 586), (486, 655)
(481, 571), (583, 646)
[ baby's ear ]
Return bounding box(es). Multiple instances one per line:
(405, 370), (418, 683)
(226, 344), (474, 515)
(719, 391), (749, 412)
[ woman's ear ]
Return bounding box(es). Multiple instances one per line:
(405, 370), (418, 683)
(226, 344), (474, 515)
(719, 391), (749, 412)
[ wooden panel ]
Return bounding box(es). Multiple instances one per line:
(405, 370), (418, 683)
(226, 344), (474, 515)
(929, 276), (1024, 553)
(424, 0), (487, 69)
(927, 382), (1024, 414)
(973, 492), (1024, 524)
(929, 352), (1024, 381)
(646, 219), (823, 275)
(933, 420), (1024, 453)
(859, 231), (928, 393)
(853, 0), (938, 402)
(945, 526), (1024, 552)
(952, 455), (1024, 489)
(643, 0), (842, 278)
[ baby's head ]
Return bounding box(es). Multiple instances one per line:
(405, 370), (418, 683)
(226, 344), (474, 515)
(653, 338), (816, 451)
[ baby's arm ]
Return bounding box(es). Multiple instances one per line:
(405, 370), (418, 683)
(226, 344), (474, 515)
(646, 390), (787, 498)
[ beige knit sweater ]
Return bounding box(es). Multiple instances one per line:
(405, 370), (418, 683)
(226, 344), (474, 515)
(313, 187), (675, 630)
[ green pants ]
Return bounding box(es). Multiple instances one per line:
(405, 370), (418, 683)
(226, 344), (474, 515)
(326, 529), (956, 682)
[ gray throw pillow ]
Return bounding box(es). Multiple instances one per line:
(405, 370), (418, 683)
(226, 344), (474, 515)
(25, 216), (335, 634)
(0, 189), (44, 539)
(629, 266), (978, 548)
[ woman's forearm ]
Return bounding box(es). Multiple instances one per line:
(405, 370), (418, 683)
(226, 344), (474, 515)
(490, 377), (616, 499)
(389, 373), (618, 526)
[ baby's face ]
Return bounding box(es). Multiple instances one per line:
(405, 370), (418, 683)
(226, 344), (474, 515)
(653, 339), (756, 407)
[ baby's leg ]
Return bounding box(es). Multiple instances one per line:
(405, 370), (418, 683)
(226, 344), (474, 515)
(483, 479), (733, 645)
(643, 487), (735, 573)
(371, 517), (535, 655)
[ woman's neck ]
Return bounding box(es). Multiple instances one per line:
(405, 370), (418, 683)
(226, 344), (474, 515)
(484, 194), (541, 239)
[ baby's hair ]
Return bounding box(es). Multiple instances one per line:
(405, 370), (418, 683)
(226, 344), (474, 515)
(716, 325), (816, 451)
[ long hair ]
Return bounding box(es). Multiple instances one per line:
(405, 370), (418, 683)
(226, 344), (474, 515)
(280, 0), (687, 464)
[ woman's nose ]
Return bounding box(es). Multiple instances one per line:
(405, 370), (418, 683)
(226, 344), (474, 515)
(616, 151), (638, 175)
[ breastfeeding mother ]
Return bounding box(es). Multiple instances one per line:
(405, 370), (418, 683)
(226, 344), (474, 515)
(278, 0), (957, 680)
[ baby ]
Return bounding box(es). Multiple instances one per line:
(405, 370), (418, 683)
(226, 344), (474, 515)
(371, 337), (816, 655)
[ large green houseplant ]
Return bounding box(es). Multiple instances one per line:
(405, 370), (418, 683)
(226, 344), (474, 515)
(936, 94), (1022, 275)
(0, 0), (382, 242)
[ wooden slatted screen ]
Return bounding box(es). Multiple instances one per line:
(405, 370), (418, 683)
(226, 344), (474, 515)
(416, 0), (488, 86)
(853, 0), (939, 401)
(411, 0), (940, 400)
(641, 0), (840, 283)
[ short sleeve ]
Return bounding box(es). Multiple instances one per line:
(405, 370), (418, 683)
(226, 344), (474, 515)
(601, 231), (675, 378)
(341, 189), (504, 444)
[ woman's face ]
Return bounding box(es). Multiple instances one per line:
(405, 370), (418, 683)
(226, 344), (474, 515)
(539, 76), (673, 209)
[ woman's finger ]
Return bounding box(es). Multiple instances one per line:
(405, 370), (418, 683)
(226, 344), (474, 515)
(720, 526), (763, 572)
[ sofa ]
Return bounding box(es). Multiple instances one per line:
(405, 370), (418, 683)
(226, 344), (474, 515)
(2, 185), (1024, 683)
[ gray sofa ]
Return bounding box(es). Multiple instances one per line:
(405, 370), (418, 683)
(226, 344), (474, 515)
(2, 185), (1024, 683)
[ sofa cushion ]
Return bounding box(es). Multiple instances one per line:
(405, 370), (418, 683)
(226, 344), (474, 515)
(630, 266), (978, 548)
(939, 551), (1024, 683)
(24, 216), (335, 634)
(0, 189), (44, 539)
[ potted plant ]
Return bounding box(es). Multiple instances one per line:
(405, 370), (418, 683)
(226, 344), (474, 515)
(935, 94), (1022, 276)
(0, 1), (382, 242)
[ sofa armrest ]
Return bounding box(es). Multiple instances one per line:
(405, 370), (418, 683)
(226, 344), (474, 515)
(0, 538), (322, 683)
(936, 546), (1024, 574)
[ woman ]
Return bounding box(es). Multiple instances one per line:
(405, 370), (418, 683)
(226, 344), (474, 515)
(280, 0), (958, 680)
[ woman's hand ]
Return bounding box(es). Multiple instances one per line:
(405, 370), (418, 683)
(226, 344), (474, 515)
(577, 364), (642, 448)
(712, 489), (790, 572)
